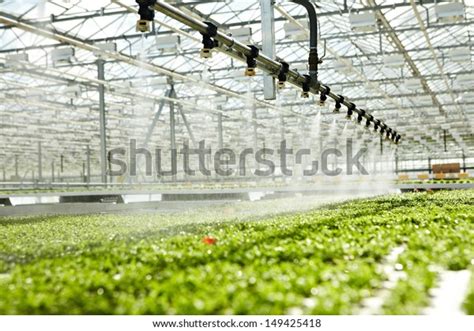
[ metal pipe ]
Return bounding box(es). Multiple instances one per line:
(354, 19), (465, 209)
(260, 0), (277, 100)
(169, 85), (177, 182)
(443, 129), (447, 152)
(252, 106), (258, 172)
(86, 145), (91, 184)
(380, 136), (383, 156)
(291, 0), (319, 81)
(108, 155), (113, 184)
(291, 0), (317, 48)
(217, 112), (224, 150)
(395, 155), (399, 174)
(152, 1), (400, 144)
(14, 155), (18, 179)
(97, 59), (108, 184)
(38, 141), (42, 182)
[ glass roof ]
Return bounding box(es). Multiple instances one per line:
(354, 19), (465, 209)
(0, 0), (473, 170)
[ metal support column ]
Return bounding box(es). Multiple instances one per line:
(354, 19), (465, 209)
(380, 135), (383, 156)
(260, 0), (276, 100)
(395, 154), (399, 174)
(86, 145), (91, 184)
(280, 114), (285, 142)
(252, 107), (258, 172)
(462, 153), (466, 172)
(38, 141), (42, 182)
(217, 111), (224, 150)
(169, 87), (177, 182)
(108, 157), (113, 184)
(97, 59), (108, 184)
(428, 157), (432, 174)
(443, 129), (447, 152)
(51, 160), (55, 182)
(2, 166), (5, 182)
(15, 155), (18, 179)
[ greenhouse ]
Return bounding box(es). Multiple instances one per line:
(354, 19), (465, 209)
(0, 0), (473, 326)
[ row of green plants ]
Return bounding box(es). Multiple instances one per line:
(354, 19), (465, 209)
(464, 271), (474, 315)
(0, 191), (473, 314)
(381, 196), (474, 313)
(397, 178), (474, 184)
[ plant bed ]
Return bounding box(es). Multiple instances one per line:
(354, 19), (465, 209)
(0, 191), (473, 314)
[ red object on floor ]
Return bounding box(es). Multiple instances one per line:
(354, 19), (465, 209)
(202, 236), (217, 245)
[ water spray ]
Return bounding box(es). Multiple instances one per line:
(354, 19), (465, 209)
(147, 1), (402, 145)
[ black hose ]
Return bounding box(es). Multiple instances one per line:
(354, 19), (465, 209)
(291, 0), (318, 49)
(291, 0), (319, 81)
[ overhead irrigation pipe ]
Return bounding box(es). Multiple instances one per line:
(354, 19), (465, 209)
(139, 0), (401, 144)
